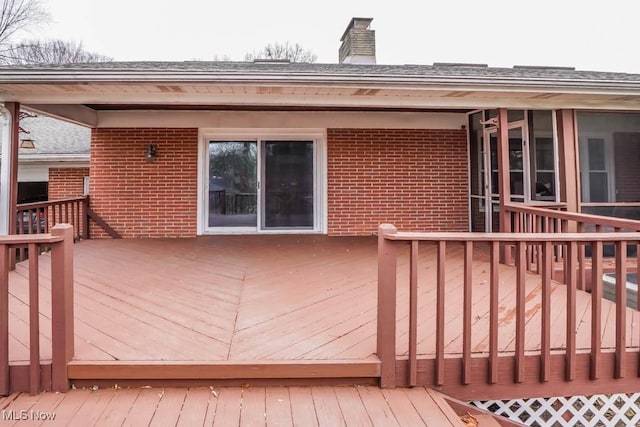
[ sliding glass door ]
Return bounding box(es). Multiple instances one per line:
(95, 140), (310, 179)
(208, 141), (257, 228)
(206, 138), (317, 232)
(263, 141), (314, 229)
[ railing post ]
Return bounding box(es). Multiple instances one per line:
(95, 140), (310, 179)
(378, 223), (397, 388)
(0, 244), (9, 395)
(50, 224), (74, 392)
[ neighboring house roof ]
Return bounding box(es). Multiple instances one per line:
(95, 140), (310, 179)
(0, 115), (91, 165)
(19, 115), (90, 156)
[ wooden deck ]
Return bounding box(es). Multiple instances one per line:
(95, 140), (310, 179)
(0, 386), (482, 426)
(6, 235), (640, 386)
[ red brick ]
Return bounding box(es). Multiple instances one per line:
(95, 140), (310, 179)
(89, 128), (198, 238)
(327, 129), (468, 235)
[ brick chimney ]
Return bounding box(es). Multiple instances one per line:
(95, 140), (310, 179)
(339, 18), (376, 65)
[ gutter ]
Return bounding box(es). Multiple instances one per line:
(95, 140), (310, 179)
(1, 70), (640, 92)
(0, 154), (89, 164)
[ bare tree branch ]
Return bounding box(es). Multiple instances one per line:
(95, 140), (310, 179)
(0, 39), (112, 64)
(0, 0), (48, 47)
(244, 42), (317, 63)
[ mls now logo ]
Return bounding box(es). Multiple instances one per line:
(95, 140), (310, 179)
(2, 410), (56, 421)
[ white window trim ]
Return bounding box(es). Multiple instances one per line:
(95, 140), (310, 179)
(578, 133), (615, 203)
(197, 128), (327, 235)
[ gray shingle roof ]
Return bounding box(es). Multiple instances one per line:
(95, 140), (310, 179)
(19, 115), (90, 155)
(1, 61), (639, 84)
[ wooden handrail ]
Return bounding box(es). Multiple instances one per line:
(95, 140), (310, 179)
(16, 196), (88, 211)
(0, 225), (75, 395)
(385, 231), (640, 242)
(377, 224), (640, 395)
(17, 197), (88, 237)
(504, 202), (640, 231)
(16, 196), (121, 246)
(15, 196), (90, 262)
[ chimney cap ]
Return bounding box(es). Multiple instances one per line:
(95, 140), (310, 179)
(340, 17), (374, 42)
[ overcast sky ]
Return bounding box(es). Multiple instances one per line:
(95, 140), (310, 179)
(26, 0), (640, 73)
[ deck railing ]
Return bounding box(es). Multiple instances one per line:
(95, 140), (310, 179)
(15, 196), (121, 262)
(0, 224), (74, 395)
(377, 224), (640, 398)
(505, 202), (640, 234)
(16, 196), (89, 240)
(504, 203), (640, 293)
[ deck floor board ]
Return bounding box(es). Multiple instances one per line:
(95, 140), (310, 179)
(7, 235), (639, 367)
(1, 386), (466, 427)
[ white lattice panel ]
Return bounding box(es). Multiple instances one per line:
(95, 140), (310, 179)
(471, 393), (640, 426)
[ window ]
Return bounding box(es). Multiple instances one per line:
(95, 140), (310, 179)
(577, 112), (640, 220)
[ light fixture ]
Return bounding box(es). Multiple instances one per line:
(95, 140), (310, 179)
(19, 138), (35, 149)
(145, 144), (157, 162)
(480, 117), (498, 126)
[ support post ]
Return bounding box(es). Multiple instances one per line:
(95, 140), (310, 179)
(50, 224), (74, 392)
(377, 223), (397, 388)
(556, 110), (580, 221)
(0, 244), (8, 395)
(497, 108), (512, 263)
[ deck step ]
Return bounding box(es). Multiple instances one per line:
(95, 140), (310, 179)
(67, 359), (381, 385)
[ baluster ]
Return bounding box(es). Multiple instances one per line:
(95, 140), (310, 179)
(435, 240), (446, 386)
(462, 241), (473, 385)
(28, 243), (40, 394)
(565, 241), (577, 381)
(408, 240), (418, 387)
(515, 241), (525, 383)
(578, 223), (586, 291)
(615, 240), (627, 379)
(489, 240), (499, 384)
(541, 240), (553, 382)
(591, 240), (603, 380)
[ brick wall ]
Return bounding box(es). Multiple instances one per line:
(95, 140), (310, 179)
(48, 168), (89, 200)
(327, 129), (468, 235)
(90, 128), (198, 238)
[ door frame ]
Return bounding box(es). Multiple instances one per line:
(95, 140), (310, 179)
(481, 122), (529, 231)
(197, 128), (327, 235)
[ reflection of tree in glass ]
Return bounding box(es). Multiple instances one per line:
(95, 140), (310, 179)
(209, 142), (257, 194)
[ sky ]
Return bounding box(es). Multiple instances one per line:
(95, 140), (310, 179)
(15, 0), (640, 73)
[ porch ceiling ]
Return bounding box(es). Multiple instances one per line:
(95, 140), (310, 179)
(0, 82), (637, 128)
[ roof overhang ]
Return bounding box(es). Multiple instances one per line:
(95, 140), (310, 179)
(2, 66), (640, 127)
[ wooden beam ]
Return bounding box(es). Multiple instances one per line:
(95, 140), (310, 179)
(497, 108), (511, 232)
(556, 110), (580, 218)
(23, 104), (97, 127)
(67, 360), (381, 380)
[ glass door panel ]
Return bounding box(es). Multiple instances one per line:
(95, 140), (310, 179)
(208, 141), (257, 228)
(263, 141), (314, 229)
(509, 128), (525, 201)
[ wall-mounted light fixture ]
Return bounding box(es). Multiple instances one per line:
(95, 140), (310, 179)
(19, 138), (36, 149)
(145, 144), (158, 162)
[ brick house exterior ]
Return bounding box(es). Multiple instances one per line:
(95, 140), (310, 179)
(327, 129), (468, 235)
(89, 128), (198, 238)
(2, 20), (639, 239)
(86, 127), (468, 237)
(48, 168), (89, 200)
